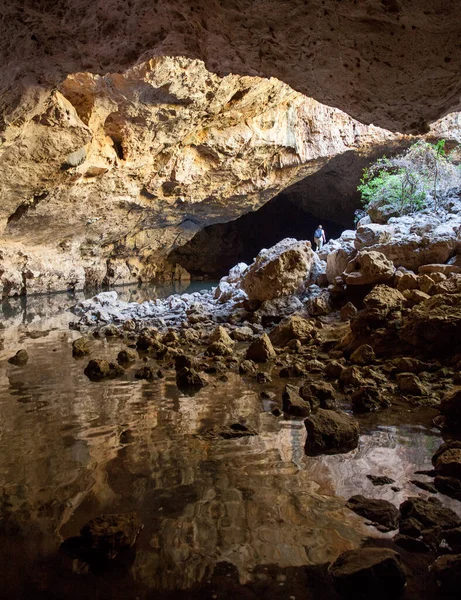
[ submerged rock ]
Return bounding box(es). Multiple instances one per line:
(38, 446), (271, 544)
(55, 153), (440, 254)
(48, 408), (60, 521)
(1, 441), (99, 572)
(329, 548), (406, 599)
(304, 409), (359, 455)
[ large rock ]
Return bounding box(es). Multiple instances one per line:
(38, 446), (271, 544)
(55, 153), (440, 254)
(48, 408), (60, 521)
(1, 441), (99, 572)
(240, 238), (315, 302)
(268, 315), (315, 347)
(343, 251), (395, 286)
(399, 293), (461, 354)
(399, 497), (461, 529)
(329, 548), (406, 599)
(304, 409), (359, 455)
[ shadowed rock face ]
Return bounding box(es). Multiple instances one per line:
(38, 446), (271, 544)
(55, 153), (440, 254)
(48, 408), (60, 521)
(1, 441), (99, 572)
(3, 0), (461, 132)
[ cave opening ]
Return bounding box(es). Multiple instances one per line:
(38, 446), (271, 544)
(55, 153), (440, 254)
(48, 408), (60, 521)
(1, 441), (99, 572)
(169, 192), (347, 279)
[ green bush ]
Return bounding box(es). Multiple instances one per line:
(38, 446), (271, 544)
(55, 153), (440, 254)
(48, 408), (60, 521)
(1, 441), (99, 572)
(357, 140), (461, 221)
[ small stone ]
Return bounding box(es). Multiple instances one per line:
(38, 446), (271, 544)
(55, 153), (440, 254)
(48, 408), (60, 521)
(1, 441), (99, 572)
(117, 348), (138, 365)
(350, 344), (375, 365)
(176, 367), (207, 394)
(340, 302), (358, 321)
(352, 386), (390, 413)
(366, 474), (395, 486)
(8, 349), (29, 366)
(304, 409), (359, 455)
(72, 337), (91, 358)
(396, 372), (428, 396)
(205, 341), (233, 357)
(134, 366), (156, 381)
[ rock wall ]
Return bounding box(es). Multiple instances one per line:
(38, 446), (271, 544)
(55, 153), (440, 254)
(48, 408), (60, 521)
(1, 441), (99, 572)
(3, 1), (461, 132)
(0, 55), (403, 297)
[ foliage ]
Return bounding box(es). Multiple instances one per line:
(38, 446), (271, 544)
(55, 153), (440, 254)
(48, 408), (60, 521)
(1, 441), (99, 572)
(357, 140), (461, 219)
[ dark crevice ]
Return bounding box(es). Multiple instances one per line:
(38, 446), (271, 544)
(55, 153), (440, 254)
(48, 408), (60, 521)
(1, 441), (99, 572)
(7, 192), (48, 225)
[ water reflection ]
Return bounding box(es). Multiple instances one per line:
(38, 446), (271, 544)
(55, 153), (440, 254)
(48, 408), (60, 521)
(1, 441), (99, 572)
(0, 290), (460, 597)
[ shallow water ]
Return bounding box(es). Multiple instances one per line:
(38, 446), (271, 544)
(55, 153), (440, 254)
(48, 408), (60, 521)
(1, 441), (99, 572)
(0, 285), (459, 598)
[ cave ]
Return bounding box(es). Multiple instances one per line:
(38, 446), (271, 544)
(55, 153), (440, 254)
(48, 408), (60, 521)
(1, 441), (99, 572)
(1, 3), (461, 600)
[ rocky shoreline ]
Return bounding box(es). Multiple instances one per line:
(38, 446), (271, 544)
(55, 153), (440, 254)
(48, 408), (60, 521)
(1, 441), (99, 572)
(55, 202), (461, 596)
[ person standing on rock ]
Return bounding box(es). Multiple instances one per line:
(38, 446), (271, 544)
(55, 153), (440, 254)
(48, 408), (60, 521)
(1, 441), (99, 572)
(314, 225), (326, 252)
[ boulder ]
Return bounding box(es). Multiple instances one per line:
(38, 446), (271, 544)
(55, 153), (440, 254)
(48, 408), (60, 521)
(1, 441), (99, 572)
(343, 251), (395, 286)
(326, 246), (356, 284)
(245, 333), (276, 362)
(304, 409), (359, 456)
(240, 238), (315, 302)
(363, 284), (405, 313)
(268, 315), (315, 347)
(396, 271), (419, 292)
(282, 384), (311, 417)
(329, 548), (406, 599)
(306, 291), (332, 316)
(355, 223), (393, 247)
(346, 495), (399, 532)
(399, 496), (461, 529)
(72, 337), (91, 358)
(7, 349), (29, 366)
(399, 293), (461, 354)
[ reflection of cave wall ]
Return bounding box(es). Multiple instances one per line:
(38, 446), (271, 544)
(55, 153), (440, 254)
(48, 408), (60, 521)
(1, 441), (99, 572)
(168, 196), (344, 279)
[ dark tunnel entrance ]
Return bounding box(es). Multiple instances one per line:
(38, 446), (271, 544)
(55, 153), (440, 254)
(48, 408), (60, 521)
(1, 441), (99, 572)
(168, 144), (412, 279)
(168, 195), (347, 279)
